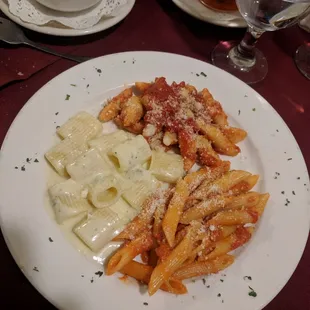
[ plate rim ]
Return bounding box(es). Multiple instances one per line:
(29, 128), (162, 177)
(0, 0), (136, 37)
(0, 51), (309, 310)
(171, 0), (247, 28)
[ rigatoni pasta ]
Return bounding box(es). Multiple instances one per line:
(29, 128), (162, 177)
(66, 148), (113, 182)
(73, 208), (121, 252)
(88, 174), (121, 209)
(45, 136), (88, 176)
(57, 111), (102, 140)
(149, 150), (185, 183)
(109, 135), (151, 172)
(48, 179), (92, 224)
(88, 130), (129, 156)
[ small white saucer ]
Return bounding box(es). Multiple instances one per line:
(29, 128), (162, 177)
(0, 0), (135, 36)
(172, 0), (247, 28)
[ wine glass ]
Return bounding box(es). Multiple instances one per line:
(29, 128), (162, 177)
(295, 43), (310, 79)
(211, 0), (310, 84)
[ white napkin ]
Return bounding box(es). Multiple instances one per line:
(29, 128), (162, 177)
(8, 0), (127, 29)
(299, 13), (310, 32)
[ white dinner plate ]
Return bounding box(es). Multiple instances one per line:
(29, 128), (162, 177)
(0, 0), (135, 36)
(0, 51), (309, 310)
(172, 0), (247, 28)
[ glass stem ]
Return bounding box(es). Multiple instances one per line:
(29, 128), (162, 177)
(237, 26), (265, 60)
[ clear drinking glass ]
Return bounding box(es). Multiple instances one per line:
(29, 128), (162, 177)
(211, 0), (310, 84)
(295, 43), (310, 79)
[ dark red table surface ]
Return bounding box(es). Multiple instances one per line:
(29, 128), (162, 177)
(0, 0), (309, 308)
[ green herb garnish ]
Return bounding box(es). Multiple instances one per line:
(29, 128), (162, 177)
(95, 271), (103, 277)
(248, 286), (257, 297)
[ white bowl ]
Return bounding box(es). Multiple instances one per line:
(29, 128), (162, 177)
(36, 0), (101, 12)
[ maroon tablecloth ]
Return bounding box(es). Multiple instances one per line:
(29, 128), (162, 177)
(0, 0), (309, 308)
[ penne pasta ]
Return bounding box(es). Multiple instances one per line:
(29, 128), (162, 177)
(135, 82), (152, 93)
(120, 260), (152, 283)
(196, 135), (221, 167)
(162, 179), (189, 247)
(197, 119), (240, 156)
(114, 189), (173, 241)
(219, 126), (247, 144)
(250, 193), (270, 216)
(120, 261), (187, 294)
(210, 225), (237, 242)
(185, 83), (198, 95)
(225, 192), (260, 210)
(98, 78), (250, 169)
(106, 230), (153, 275)
(119, 96), (144, 127)
(204, 227), (254, 261)
(228, 175), (259, 195)
(197, 226), (237, 261)
(153, 203), (166, 240)
(99, 88), (133, 122)
(155, 242), (173, 262)
(200, 88), (228, 125)
(184, 161), (231, 194)
(186, 234), (212, 263)
(207, 193), (269, 227)
(178, 130), (197, 172)
(174, 254), (234, 280)
(207, 209), (258, 226)
(182, 192), (260, 225)
(200, 88), (214, 105)
(148, 224), (198, 295)
(180, 196), (228, 224)
(191, 170), (251, 200)
(114, 117), (145, 134)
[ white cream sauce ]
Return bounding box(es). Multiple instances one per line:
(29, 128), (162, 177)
(44, 126), (167, 267)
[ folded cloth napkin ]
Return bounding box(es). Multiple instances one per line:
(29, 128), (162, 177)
(0, 13), (81, 87)
(299, 13), (310, 32)
(0, 44), (80, 87)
